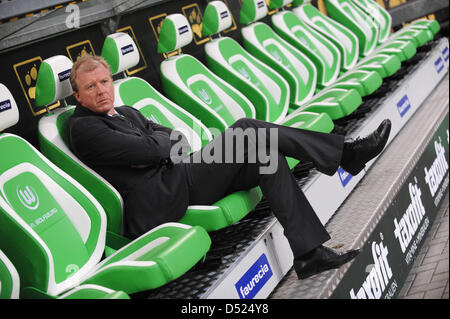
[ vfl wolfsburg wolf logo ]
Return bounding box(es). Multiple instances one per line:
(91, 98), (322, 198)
(197, 88), (212, 105)
(16, 185), (39, 210)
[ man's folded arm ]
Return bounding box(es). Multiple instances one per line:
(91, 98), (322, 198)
(69, 117), (172, 167)
(147, 120), (173, 135)
(146, 118), (192, 160)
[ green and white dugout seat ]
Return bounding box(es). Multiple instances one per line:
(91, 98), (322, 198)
(325, 0), (437, 59)
(202, 1), (289, 124)
(293, 2), (402, 78)
(268, 0), (382, 97)
(1, 84), (210, 298)
(36, 48), (261, 233)
(239, 0), (362, 120)
(202, 1), (334, 133)
(159, 13), (256, 133)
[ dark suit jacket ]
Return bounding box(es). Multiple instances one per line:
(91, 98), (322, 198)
(69, 104), (190, 238)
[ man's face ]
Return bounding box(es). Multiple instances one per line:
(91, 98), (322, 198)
(73, 63), (115, 115)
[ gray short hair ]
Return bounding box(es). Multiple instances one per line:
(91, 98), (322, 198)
(70, 54), (112, 92)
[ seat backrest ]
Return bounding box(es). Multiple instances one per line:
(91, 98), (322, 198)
(270, 0), (341, 88)
(202, 0), (289, 123)
(101, 32), (213, 150)
(352, 0), (437, 44)
(0, 83), (106, 296)
(240, 0), (318, 108)
(351, 0), (391, 44)
(159, 13), (256, 133)
(324, 0), (379, 57)
(292, 3), (359, 71)
(35, 55), (124, 235)
(0, 249), (20, 299)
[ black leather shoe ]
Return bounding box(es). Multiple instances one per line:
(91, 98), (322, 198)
(294, 245), (360, 280)
(340, 119), (391, 175)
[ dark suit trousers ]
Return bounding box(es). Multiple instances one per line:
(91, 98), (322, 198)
(184, 118), (345, 258)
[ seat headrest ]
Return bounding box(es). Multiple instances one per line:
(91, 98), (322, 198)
(0, 84), (19, 132)
(269, 0), (294, 10)
(35, 55), (73, 107)
(290, 0), (305, 8)
(240, 0), (268, 24)
(202, 1), (233, 37)
(101, 32), (140, 75)
(158, 14), (193, 54)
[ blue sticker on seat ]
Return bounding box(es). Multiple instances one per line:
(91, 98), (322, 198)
(121, 44), (134, 55)
(58, 69), (71, 82)
(178, 25), (189, 35)
(0, 99), (12, 113)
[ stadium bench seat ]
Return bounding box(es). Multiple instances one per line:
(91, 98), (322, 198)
(0, 82), (211, 297)
(268, 0), (382, 97)
(293, 2), (402, 78)
(158, 13), (256, 133)
(203, 2), (289, 125)
(201, 1), (335, 133)
(239, 0), (362, 120)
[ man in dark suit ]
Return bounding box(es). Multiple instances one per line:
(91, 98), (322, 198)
(69, 54), (391, 279)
